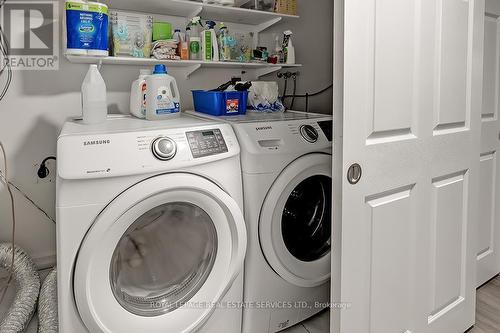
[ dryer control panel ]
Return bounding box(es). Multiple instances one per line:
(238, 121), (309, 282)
(186, 129), (228, 158)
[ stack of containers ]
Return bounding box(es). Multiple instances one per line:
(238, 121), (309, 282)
(65, 0), (109, 56)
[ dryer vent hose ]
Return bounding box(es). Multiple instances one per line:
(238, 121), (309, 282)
(0, 243), (40, 333)
(38, 267), (58, 333)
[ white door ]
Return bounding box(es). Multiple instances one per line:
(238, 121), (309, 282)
(337, 0), (484, 333)
(73, 173), (246, 333)
(477, 0), (500, 287)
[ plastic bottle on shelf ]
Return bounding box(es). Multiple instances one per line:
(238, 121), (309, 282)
(81, 64), (107, 124)
(145, 64), (181, 120)
(189, 17), (202, 60)
(202, 21), (219, 61)
(184, 26), (191, 60)
(172, 28), (183, 57)
(130, 69), (150, 118)
(218, 23), (231, 61)
(285, 38), (295, 64)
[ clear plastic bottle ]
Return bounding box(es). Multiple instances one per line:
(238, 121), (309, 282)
(218, 23), (231, 61)
(81, 64), (107, 124)
(189, 17), (202, 60)
(172, 28), (182, 57)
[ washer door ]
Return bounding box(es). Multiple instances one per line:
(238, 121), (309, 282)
(259, 154), (331, 287)
(74, 173), (246, 333)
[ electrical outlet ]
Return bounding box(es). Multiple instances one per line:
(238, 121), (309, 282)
(33, 161), (55, 184)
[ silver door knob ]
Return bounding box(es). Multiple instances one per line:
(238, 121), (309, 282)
(347, 163), (362, 185)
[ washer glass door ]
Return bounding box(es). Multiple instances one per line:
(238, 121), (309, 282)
(259, 154), (332, 287)
(281, 175), (331, 262)
(110, 202), (217, 317)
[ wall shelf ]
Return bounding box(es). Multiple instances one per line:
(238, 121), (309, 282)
(106, 0), (299, 27)
(66, 55), (302, 79)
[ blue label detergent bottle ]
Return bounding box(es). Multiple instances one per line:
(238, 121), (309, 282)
(145, 65), (181, 120)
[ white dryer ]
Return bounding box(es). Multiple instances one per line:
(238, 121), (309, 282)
(186, 110), (333, 333)
(56, 115), (247, 333)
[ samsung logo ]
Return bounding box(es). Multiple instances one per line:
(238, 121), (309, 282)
(256, 126), (273, 131)
(84, 139), (111, 146)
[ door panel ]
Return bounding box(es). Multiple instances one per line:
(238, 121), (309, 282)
(434, 0), (471, 131)
(477, 0), (500, 287)
(429, 172), (467, 321)
(366, 185), (415, 333)
(340, 0), (484, 332)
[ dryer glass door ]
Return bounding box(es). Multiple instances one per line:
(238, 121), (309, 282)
(259, 153), (332, 288)
(73, 173), (246, 333)
(109, 202), (218, 317)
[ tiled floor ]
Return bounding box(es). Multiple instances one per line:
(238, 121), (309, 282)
(282, 310), (330, 333)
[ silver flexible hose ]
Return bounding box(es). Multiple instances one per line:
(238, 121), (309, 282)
(37, 267), (58, 333)
(0, 243), (40, 333)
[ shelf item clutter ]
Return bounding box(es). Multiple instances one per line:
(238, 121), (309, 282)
(64, 0), (300, 77)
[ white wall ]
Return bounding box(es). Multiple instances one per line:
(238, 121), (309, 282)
(0, 0), (333, 266)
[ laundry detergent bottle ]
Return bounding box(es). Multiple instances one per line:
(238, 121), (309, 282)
(145, 64), (181, 120)
(130, 69), (150, 118)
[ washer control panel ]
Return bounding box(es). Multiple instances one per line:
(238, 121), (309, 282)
(186, 129), (228, 158)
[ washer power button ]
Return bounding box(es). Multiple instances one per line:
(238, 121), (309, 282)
(152, 137), (177, 161)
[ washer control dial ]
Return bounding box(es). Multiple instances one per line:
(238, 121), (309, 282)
(300, 125), (319, 143)
(152, 137), (177, 161)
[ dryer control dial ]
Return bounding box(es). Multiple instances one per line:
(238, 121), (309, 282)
(300, 125), (319, 143)
(152, 137), (177, 161)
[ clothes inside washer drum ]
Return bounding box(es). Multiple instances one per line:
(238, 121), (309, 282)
(0, 243), (40, 333)
(38, 267), (58, 333)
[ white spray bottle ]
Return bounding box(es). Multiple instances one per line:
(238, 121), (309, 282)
(81, 64), (107, 124)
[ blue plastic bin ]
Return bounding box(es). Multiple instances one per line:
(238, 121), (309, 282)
(192, 90), (248, 116)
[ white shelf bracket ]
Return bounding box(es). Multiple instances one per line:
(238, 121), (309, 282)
(253, 17), (282, 48)
(255, 17), (282, 33)
(181, 64), (202, 79)
(254, 66), (282, 79)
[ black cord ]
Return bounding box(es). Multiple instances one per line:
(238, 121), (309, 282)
(290, 75), (297, 110)
(305, 93), (309, 113)
(283, 83), (333, 99)
(37, 156), (56, 179)
(282, 77), (289, 109)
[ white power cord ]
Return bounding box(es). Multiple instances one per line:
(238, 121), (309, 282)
(0, 141), (16, 306)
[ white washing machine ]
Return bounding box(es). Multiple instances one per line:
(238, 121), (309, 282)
(56, 115), (247, 333)
(186, 110), (332, 333)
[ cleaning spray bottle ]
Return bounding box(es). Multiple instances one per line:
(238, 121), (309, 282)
(285, 37), (295, 64)
(201, 21), (219, 61)
(145, 64), (181, 120)
(189, 17), (202, 60)
(81, 64), (107, 124)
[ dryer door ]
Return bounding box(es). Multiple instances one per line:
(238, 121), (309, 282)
(73, 173), (246, 333)
(259, 153), (331, 287)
